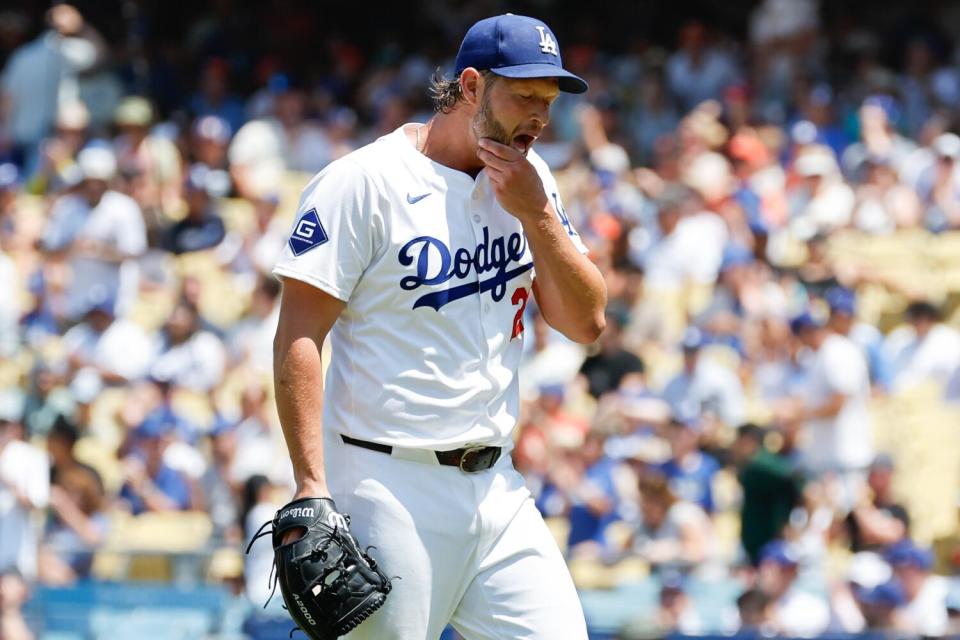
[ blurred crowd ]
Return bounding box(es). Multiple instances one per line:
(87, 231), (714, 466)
(3, 1), (960, 638)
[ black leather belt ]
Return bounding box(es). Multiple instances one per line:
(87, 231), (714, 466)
(340, 434), (502, 473)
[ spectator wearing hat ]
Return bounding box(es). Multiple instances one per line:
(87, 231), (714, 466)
(845, 454), (909, 554)
(59, 290), (153, 385)
(915, 132), (960, 231)
(29, 100), (90, 195)
(40, 144), (147, 320)
(788, 144), (855, 240)
(655, 415), (720, 514)
(189, 115), (235, 197)
(112, 95), (183, 227)
(0, 401), (49, 580)
(885, 300), (960, 395)
(757, 539), (830, 637)
(198, 415), (242, 543)
(662, 327), (746, 429)
(653, 570), (703, 635)
(825, 286), (892, 393)
(118, 415), (193, 515)
(885, 539), (949, 636)
(777, 311), (873, 510)
(560, 429), (623, 558)
(733, 424), (803, 565)
(160, 164), (226, 254)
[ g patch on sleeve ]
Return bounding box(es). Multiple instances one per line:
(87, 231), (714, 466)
(288, 208), (329, 256)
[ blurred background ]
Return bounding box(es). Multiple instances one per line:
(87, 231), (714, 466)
(3, 0), (960, 638)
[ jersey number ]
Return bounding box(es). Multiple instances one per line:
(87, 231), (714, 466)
(511, 287), (529, 339)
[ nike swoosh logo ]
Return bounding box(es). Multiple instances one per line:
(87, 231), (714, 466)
(407, 192), (431, 204)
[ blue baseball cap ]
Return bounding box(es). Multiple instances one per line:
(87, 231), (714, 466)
(855, 580), (906, 608)
(885, 540), (933, 571)
(825, 286), (857, 316)
(759, 540), (800, 567)
(789, 311), (821, 336)
(454, 14), (588, 94)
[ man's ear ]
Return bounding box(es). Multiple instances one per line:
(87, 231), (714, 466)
(459, 68), (482, 106)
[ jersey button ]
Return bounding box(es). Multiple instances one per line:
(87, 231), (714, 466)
(472, 214), (481, 223)
(483, 303), (491, 313)
(472, 191), (481, 201)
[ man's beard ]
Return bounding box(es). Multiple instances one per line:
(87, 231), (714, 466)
(471, 88), (511, 146)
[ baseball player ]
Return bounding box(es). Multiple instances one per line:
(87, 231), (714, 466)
(270, 13), (607, 639)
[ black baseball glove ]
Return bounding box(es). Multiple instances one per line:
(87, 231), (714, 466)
(247, 497), (392, 639)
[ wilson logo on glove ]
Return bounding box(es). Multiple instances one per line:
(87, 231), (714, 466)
(246, 496), (393, 639)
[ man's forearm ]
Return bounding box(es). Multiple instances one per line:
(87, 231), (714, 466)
(274, 333), (329, 497)
(523, 207), (606, 344)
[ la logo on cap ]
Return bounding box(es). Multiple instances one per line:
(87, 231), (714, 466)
(535, 26), (558, 55)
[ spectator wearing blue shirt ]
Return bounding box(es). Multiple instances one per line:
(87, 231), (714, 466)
(118, 414), (193, 515)
(565, 431), (622, 556)
(657, 415), (720, 514)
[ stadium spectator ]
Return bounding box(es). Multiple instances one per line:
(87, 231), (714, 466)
(629, 472), (713, 573)
(118, 417), (193, 515)
(228, 73), (333, 198)
(578, 306), (644, 399)
(885, 300), (960, 394)
(735, 587), (775, 637)
(665, 21), (740, 112)
(0, 405), (49, 580)
(39, 417), (107, 583)
(0, 4), (107, 169)
(160, 163), (226, 254)
(59, 292), (153, 385)
(778, 312), (873, 510)
(149, 301), (226, 393)
(733, 423), (802, 565)
(28, 100), (89, 195)
(885, 539), (949, 636)
(661, 327), (746, 429)
(112, 96), (183, 231)
(656, 415), (719, 514)
(40, 145), (147, 320)
(845, 454), (909, 554)
(824, 286), (891, 393)
(756, 540), (830, 637)
(560, 430), (622, 557)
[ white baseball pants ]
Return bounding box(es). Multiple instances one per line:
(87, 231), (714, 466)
(324, 430), (588, 640)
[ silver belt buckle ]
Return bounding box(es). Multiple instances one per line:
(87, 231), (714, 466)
(459, 444), (492, 473)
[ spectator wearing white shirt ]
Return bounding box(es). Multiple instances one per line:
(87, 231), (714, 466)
(0, 408), (50, 580)
(885, 539), (949, 637)
(229, 75), (333, 198)
(150, 301), (226, 393)
(60, 292), (153, 385)
(662, 327), (746, 428)
(642, 184), (728, 292)
(780, 312), (873, 510)
(40, 145), (147, 320)
(788, 144), (855, 240)
(757, 540), (830, 638)
(885, 301), (960, 394)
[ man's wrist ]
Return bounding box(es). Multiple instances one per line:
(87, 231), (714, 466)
(294, 479), (330, 499)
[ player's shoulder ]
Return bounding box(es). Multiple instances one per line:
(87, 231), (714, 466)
(526, 147), (555, 179)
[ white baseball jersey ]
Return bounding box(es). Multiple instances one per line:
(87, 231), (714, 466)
(272, 124), (587, 449)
